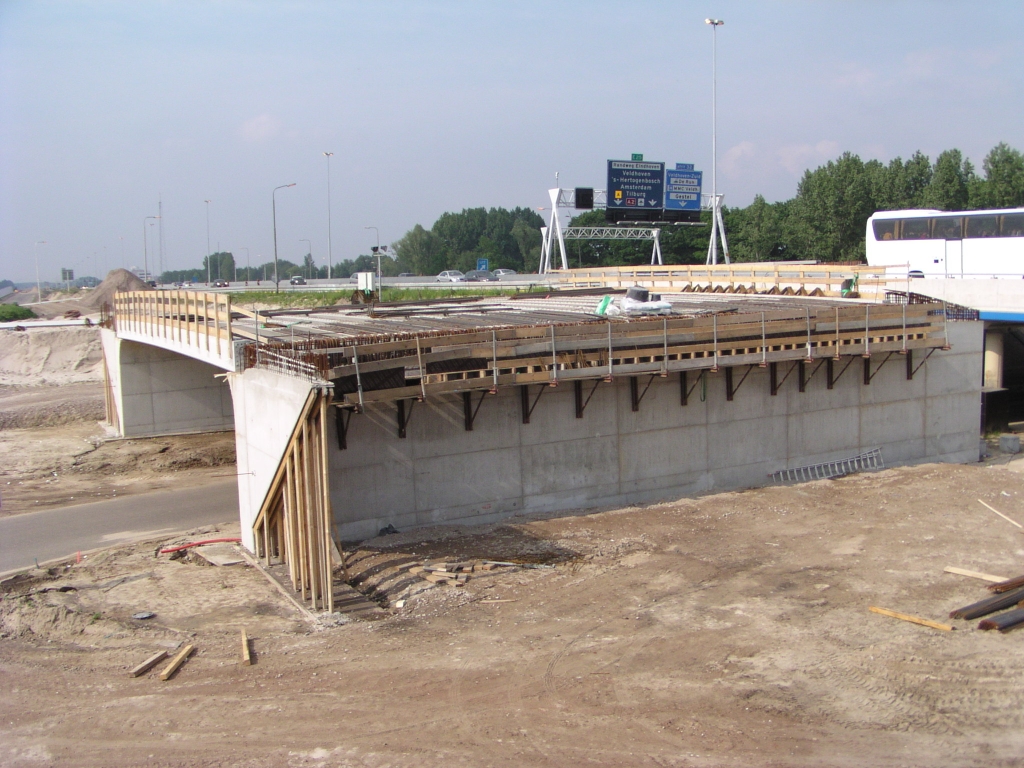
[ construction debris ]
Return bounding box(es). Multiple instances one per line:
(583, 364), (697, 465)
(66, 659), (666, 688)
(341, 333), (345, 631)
(159, 644), (195, 681)
(988, 574), (1024, 593)
(869, 606), (954, 632)
(979, 608), (1024, 632)
(978, 499), (1023, 530)
(949, 587), (1024, 621)
(129, 650), (168, 678)
(944, 566), (1007, 583)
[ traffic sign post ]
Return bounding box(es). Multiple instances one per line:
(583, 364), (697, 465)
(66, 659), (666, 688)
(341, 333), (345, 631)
(665, 169), (702, 211)
(476, 258), (489, 272)
(606, 160), (664, 223)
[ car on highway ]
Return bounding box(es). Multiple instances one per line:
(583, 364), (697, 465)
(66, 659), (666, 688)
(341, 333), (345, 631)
(212, 280), (229, 288)
(436, 270), (465, 282)
(493, 269), (517, 278)
(463, 270), (499, 282)
(289, 275), (307, 285)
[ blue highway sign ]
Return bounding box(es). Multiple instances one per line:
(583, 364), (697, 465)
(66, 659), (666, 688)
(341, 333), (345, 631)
(607, 160), (664, 210)
(665, 169), (702, 211)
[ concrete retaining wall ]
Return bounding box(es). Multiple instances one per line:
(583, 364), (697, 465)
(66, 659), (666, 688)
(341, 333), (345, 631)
(328, 321), (983, 541)
(101, 329), (234, 438)
(228, 368), (315, 552)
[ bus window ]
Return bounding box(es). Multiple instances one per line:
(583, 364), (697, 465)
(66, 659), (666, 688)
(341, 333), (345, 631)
(900, 218), (930, 240)
(1002, 213), (1024, 237)
(933, 216), (962, 239)
(872, 219), (897, 241)
(966, 215), (999, 238)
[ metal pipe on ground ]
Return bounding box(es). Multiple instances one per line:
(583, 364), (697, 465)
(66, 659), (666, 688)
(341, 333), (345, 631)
(950, 586), (1024, 620)
(988, 574), (1024, 593)
(979, 607), (1024, 632)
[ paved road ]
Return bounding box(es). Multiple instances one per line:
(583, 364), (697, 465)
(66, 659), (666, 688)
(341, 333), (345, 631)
(0, 479), (239, 575)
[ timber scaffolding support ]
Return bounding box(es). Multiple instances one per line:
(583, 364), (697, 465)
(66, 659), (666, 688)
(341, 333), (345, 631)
(251, 387), (340, 614)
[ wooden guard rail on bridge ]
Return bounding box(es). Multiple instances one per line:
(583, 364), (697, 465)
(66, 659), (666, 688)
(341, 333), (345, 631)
(552, 263), (909, 297)
(113, 290), (235, 360)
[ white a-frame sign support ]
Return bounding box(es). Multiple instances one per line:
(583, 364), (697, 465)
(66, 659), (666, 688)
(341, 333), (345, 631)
(704, 192), (730, 265)
(539, 187), (664, 274)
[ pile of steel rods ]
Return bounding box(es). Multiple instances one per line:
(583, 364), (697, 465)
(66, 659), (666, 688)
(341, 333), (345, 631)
(950, 577), (1024, 631)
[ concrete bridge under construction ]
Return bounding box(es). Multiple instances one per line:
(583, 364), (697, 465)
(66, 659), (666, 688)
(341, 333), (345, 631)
(99, 264), (986, 613)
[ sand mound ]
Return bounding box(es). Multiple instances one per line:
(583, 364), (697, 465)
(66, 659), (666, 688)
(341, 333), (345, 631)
(80, 268), (151, 310)
(0, 327), (103, 386)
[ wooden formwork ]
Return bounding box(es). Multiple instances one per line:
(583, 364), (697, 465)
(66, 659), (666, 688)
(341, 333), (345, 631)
(323, 301), (949, 408)
(251, 388), (338, 613)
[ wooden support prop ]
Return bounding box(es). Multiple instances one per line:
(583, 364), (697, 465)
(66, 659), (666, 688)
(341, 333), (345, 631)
(979, 499), (1023, 529)
(869, 606), (954, 632)
(944, 566), (1007, 583)
(130, 650), (168, 678)
(159, 644), (195, 680)
(241, 629), (252, 665)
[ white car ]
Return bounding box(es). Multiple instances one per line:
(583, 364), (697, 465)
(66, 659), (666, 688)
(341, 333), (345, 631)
(493, 269), (518, 277)
(436, 270), (465, 282)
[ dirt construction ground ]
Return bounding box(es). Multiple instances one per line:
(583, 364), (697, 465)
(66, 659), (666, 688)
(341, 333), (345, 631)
(5, 457), (1024, 767)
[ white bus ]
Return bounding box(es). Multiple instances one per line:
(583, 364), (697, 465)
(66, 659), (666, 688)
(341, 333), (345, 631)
(866, 207), (1024, 278)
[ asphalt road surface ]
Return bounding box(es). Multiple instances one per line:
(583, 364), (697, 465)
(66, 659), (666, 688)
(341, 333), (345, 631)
(0, 479), (239, 575)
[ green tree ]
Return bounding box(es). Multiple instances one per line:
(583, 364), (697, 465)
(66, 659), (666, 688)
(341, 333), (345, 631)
(393, 225), (449, 276)
(923, 149), (974, 211)
(791, 152), (876, 261)
(973, 142), (1024, 208)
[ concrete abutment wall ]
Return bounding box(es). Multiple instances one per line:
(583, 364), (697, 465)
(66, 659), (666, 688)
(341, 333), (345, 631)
(327, 322), (983, 541)
(100, 328), (234, 438)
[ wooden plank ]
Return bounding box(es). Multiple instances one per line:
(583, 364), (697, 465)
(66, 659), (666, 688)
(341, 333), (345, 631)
(159, 643), (195, 680)
(241, 629), (252, 666)
(869, 606), (954, 632)
(129, 650), (168, 677)
(979, 499), (1024, 529)
(944, 566), (1007, 583)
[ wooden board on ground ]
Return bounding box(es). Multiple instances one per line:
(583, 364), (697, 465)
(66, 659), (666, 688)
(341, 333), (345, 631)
(944, 566), (1007, 583)
(160, 644), (195, 680)
(241, 629), (252, 666)
(129, 650), (168, 678)
(869, 606), (954, 632)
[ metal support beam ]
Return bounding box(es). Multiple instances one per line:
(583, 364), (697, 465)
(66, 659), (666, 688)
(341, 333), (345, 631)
(770, 360), (799, 396)
(827, 356), (856, 389)
(521, 383), (546, 424)
(574, 378), (602, 418)
(909, 347), (937, 379)
(630, 374), (656, 412)
(335, 406), (352, 450)
(681, 369), (706, 406)
(725, 365), (754, 402)
(462, 390), (487, 431)
(863, 351), (896, 386)
(397, 398), (414, 439)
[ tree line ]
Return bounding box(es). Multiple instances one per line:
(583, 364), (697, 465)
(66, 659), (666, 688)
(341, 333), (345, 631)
(158, 142), (1023, 283)
(567, 142), (1024, 266)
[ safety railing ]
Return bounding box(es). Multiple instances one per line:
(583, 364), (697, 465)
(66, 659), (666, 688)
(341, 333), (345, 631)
(113, 290), (234, 361)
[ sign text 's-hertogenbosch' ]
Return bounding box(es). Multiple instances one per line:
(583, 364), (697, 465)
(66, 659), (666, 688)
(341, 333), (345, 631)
(607, 160), (665, 209)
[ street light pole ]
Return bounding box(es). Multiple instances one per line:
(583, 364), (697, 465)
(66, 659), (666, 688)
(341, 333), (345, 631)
(323, 151), (334, 281)
(204, 200), (212, 283)
(272, 183), (297, 293)
(704, 18), (727, 265)
(300, 239), (312, 278)
(143, 216), (160, 282)
(34, 240), (47, 301)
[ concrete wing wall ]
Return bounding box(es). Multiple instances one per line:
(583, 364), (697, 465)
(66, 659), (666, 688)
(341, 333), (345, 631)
(326, 321), (982, 542)
(101, 330), (234, 438)
(228, 368), (316, 552)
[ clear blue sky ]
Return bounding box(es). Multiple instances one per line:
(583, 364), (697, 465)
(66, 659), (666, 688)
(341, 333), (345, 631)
(1, 1), (1021, 282)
